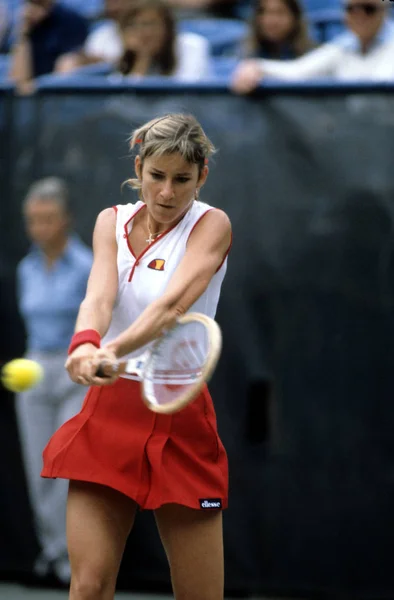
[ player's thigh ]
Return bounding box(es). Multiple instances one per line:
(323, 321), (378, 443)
(155, 504), (224, 600)
(67, 480), (137, 595)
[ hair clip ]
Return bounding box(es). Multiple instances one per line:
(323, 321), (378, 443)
(135, 138), (143, 144)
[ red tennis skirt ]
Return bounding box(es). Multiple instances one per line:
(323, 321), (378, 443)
(41, 377), (228, 510)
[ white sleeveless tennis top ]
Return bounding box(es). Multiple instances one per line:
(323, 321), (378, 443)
(102, 200), (228, 368)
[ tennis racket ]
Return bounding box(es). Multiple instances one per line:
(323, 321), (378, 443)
(96, 312), (222, 414)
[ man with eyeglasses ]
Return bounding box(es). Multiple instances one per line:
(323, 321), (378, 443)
(231, 0), (394, 92)
(9, 0), (88, 93)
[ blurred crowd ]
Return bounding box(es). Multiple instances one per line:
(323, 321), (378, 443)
(0, 0), (393, 93)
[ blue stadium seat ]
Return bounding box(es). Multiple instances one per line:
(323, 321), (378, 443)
(0, 54), (10, 80)
(301, 0), (341, 12)
(4, 0), (104, 20)
(178, 18), (248, 57)
(58, 0), (104, 19)
(3, 0), (19, 26)
(66, 62), (113, 77)
(211, 56), (238, 78)
(308, 8), (344, 43)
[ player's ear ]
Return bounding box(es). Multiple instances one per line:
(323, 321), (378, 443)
(135, 155), (142, 180)
(197, 164), (208, 188)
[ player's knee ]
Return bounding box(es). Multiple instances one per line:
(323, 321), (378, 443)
(70, 568), (115, 599)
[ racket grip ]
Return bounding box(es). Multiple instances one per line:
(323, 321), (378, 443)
(96, 363), (113, 378)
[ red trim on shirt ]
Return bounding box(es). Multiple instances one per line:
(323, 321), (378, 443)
(216, 231), (232, 273)
(186, 208), (231, 273)
(126, 205), (181, 283)
(123, 203), (146, 259)
(186, 208), (215, 242)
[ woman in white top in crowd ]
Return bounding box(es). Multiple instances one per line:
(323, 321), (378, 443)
(57, 0), (211, 81)
(114, 0), (210, 80)
(242, 0), (316, 60)
(231, 0), (394, 93)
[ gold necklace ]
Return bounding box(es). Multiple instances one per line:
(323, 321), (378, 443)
(146, 220), (162, 244)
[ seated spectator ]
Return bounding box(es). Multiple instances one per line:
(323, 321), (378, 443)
(114, 0), (211, 79)
(80, 0), (130, 64)
(231, 0), (394, 92)
(58, 0), (211, 81)
(9, 0), (88, 91)
(242, 0), (316, 60)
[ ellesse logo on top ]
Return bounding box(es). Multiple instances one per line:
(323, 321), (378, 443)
(147, 259), (165, 271)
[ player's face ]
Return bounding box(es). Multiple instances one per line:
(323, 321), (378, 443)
(344, 0), (385, 44)
(136, 153), (208, 226)
(23, 198), (69, 249)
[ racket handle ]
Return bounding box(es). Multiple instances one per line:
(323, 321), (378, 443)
(96, 363), (115, 378)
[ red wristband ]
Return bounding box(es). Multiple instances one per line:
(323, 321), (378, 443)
(68, 329), (101, 355)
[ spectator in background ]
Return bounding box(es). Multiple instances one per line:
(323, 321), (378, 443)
(243, 0), (316, 60)
(115, 0), (210, 79)
(15, 177), (92, 585)
(58, 0), (211, 81)
(82, 0), (130, 63)
(9, 0), (88, 92)
(56, 0), (130, 68)
(232, 0), (394, 92)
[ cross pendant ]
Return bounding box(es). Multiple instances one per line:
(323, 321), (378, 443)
(146, 234), (154, 244)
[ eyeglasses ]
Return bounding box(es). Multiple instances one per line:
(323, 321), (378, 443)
(344, 3), (383, 15)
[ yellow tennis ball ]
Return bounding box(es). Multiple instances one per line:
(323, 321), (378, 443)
(1, 359), (44, 392)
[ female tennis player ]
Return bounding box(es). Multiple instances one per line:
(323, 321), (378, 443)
(41, 113), (232, 600)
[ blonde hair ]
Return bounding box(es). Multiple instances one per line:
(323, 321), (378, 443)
(126, 113), (216, 194)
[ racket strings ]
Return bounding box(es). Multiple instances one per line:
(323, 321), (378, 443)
(144, 321), (210, 406)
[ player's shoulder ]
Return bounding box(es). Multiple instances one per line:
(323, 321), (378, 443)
(110, 201), (144, 220)
(96, 201), (141, 223)
(194, 201), (231, 229)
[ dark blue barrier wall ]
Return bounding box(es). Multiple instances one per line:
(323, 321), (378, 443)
(0, 84), (13, 259)
(2, 81), (394, 598)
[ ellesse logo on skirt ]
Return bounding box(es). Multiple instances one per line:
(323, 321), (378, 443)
(147, 259), (165, 271)
(199, 498), (222, 509)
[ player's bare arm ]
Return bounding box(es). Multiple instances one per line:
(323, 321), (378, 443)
(66, 208), (118, 383)
(74, 208), (118, 335)
(105, 209), (231, 358)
